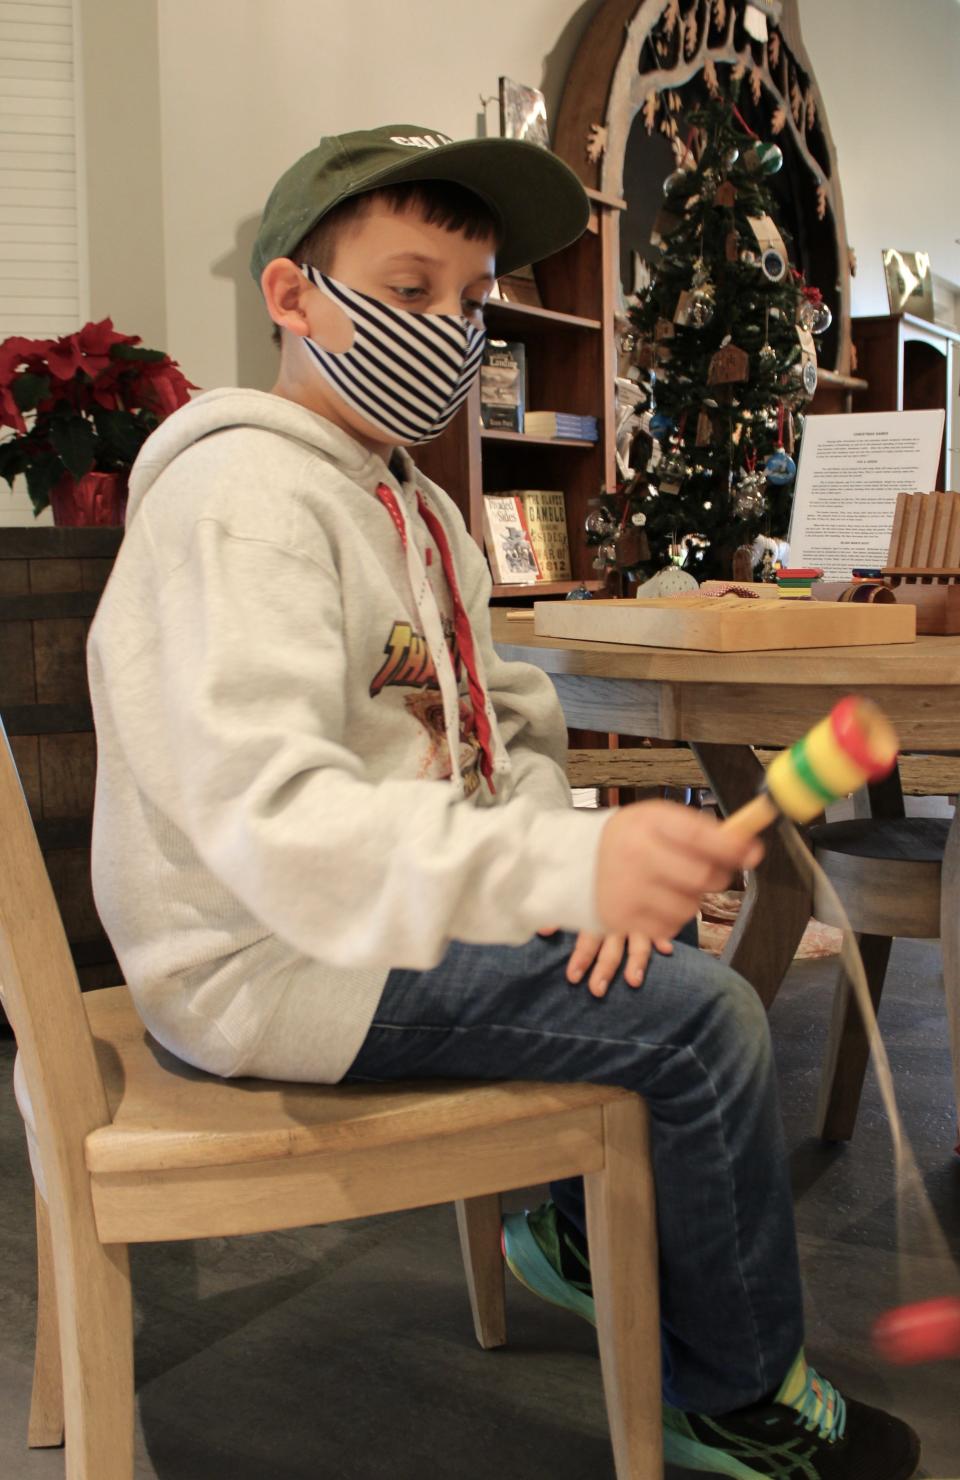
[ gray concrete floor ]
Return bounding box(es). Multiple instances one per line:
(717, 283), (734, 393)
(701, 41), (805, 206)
(1, 943), (958, 1478)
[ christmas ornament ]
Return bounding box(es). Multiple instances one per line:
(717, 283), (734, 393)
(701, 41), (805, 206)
(764, 447), (797, 485)
(565, 584), (594, 600)
(810, 300), (833, 335)
(802, 360), (818, 395)
(631, 509), (648, 527)
(760, 247), (787, 282)
(687, 282), (716, 327)
(615, 526), (650, 567)
(650, 411), (674, 437)
(659, 448), (689, 490)
(663, 167), (692, 196)
(714, 180), (737, 209)
(585, 508), (615, 536)
(740, 249), (759, 268)
(744, 140), (783, 175)
(724, 146), (740, 167)
(700, 167), (720, 200)
(733, 468), (767, 516)
(599, 539), (619, 563)
(758, 341), (777, 368)
(707, 342), (749, 384)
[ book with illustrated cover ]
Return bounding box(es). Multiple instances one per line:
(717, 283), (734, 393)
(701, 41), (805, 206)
(512, 490), (571, 581)
(482, 493), (540, 584)
(480, 340), (525, 431)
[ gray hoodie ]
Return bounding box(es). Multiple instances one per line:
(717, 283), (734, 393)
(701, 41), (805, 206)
(87, 388), (608, 1081)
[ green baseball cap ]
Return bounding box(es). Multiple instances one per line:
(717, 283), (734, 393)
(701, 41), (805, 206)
(249, 123), (591, 284)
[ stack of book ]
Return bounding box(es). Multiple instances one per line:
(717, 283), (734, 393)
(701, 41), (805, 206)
(524, 411), (598, 442)
(483, 490), (571, 585)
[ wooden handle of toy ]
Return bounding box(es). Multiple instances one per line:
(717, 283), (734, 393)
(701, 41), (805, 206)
(719, 792), (780, 839)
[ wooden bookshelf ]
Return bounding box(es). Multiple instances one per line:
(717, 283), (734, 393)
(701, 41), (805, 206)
(414, 193), (622, 601)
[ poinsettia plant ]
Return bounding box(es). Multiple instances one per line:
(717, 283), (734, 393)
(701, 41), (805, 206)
(0, 318), (196, 515)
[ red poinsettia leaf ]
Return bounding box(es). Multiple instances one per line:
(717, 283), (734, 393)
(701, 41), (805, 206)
(46, 336), (84, 380)
(79, 318), (140, 357)
(0, 384), (28, 434)
(0, 335), (54, 383)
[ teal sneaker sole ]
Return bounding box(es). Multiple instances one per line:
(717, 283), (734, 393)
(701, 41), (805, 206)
(501, 1211), (596, 1327)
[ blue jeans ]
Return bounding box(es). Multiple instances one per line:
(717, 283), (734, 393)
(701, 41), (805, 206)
(344, 923), (803, 1415)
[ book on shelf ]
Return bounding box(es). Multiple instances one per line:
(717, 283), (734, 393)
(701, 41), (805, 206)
(524, 410), (598, 442)
(482, 493), (541, 585)
(480, 339), (526, 432)
(509, 489), (571, 581)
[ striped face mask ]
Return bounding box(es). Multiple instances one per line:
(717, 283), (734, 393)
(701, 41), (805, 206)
(300, 266), (486, 445)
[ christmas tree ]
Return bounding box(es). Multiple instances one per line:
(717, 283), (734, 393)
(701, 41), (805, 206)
(591, 81), (832, 584)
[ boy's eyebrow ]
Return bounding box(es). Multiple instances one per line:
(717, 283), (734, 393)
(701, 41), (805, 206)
(383, 251), (496, 283)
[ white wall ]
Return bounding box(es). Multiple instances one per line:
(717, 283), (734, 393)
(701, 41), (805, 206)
(68, 0), (960, 390)
(799, 0), (960, 318)
(150, 0), (605, 393)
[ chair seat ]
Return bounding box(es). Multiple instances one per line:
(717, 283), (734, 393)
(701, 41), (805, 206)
(71, 987), (627, 1176)
(808, 817), (949, 937)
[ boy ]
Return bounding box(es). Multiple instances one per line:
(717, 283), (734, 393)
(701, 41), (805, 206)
(87, 125), (919, 1478)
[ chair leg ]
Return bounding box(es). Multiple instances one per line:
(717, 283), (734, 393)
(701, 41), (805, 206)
(584, 1096), (662, 1480)
(28, 1188), (64, 1448)
(940, 808), (960, 1149)
(815, 933), (892, 1142)
(455, 1195), (506, 1350)
(48, 1205), (135, 1480)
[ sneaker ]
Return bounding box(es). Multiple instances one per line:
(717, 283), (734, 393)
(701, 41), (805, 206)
(500, 1201), (596, 1326)
(663, 1352), (920, 1479)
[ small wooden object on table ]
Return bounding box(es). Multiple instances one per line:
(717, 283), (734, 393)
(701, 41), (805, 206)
(880, 491), (960, 635)
(532, 596), (916, 653)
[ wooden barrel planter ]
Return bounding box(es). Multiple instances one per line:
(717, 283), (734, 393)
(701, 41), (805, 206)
(0, 526), (124, 998)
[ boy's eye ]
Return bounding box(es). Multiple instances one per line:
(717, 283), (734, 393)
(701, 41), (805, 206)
(392, 285), (426, 302)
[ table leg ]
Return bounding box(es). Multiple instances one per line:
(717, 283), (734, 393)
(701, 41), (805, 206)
(939, 802), (960, 1150)
(691, 743), (812, 1010)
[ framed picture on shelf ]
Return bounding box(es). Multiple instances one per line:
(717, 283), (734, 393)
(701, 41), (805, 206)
(498, 76), (550, 148)
(882, 248), (934, 322)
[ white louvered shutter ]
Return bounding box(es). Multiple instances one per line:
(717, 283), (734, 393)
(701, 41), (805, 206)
(0, 0), (83, 524)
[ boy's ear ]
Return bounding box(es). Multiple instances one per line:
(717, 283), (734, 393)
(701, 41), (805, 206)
(260, 258), (354, 352)
(260, 258), (312, 339)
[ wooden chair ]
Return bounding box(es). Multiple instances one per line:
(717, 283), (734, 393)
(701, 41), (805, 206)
(808, 768), (960, 1144)
(0, 718), (662, 1480)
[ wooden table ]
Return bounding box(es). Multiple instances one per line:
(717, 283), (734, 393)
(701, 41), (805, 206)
(492, 613), (960, 1115)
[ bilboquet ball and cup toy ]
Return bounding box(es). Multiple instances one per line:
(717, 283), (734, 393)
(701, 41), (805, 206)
(719, 695), (960, 1365)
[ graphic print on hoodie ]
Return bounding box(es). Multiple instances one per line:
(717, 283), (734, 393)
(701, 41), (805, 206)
(369, 614), (483, 796)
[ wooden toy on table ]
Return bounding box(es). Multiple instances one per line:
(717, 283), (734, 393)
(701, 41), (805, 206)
(881, 491), (960, 634)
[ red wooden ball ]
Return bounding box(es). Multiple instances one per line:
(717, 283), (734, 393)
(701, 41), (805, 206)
(872, 1296), (960, 1365)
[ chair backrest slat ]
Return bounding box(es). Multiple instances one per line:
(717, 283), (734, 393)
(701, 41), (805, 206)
(0, 719), (112, 1192)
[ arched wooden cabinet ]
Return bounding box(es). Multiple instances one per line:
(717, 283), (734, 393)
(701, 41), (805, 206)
(552, 0), (866, 411)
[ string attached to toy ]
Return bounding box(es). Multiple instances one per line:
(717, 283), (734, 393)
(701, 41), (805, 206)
(720, 697), (960, 1363)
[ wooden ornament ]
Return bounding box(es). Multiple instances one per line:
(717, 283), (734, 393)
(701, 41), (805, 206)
(650, 208), (681, 246)
(725, 230), (739, 263)
(707, 343), (749, 385)
(674, 290), (694, 325)
(713, 180), (737, 209)
(654, 317), (676, 341)
(732, 545), (756, 583)
(695, 410), (714, 446)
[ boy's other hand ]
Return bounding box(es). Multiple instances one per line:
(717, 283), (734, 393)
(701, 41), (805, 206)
(594, 799), (764, 943)
(537, 926), (672, 996)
